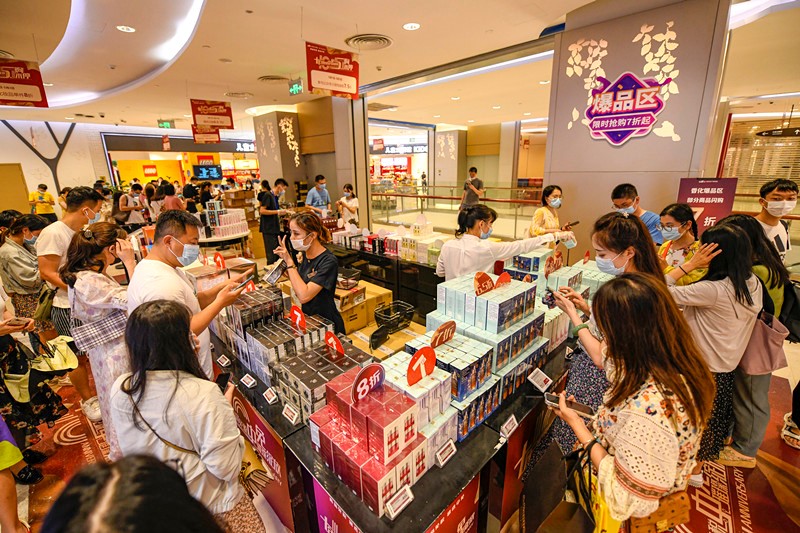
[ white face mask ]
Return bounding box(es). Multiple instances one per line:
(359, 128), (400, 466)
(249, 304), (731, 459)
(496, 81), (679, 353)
(291, 233), (312, 252)
(766, 200), (797, 217)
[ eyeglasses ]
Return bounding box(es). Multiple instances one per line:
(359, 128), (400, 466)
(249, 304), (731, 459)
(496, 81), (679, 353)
(655, 223), (684, 231)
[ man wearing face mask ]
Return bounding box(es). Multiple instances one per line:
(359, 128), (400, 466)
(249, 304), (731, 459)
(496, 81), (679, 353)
(755, 178), (798, 262)
(305, 175), (332, 216)
(119, 183), (146, 230)
(126, 211), (250, 378)
(37, 186), (105, 421)
(259, 178), (290, 264)
(436, 205), (574, 281)
(611, 183), (662, 245)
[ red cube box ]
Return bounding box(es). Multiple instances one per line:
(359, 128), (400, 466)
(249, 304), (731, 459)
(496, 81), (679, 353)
(345, 443), (372, 499)
(387, 445), (414, 489)
(319, 423), (339, 470)
(360, 458), (397, 518)
(349, 396), (380, 448)
(369, 386), (399, 406)
(367, 409), (403, 464)
(309, 405), (337, 455)
(332, 431), (356, 483)
(409, 435), (428, 484)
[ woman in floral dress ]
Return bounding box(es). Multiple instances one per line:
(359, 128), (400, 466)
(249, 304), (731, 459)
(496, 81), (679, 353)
(60, 223), (136, 459)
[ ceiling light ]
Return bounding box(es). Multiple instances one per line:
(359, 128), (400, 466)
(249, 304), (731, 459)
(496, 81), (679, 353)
(492, 105), (501, 109)
(225, 91), (253, 99)
(183, 114), (192, 118)
(451, 96), (460, 101)
(388, 107), (398, 112)
(754, 91), (800, 99)
(539, 80), (551, 85)
(219, 58), (233, 63)
(64, 116), (74, 120)
(732, 112), (791, 118)
(523, 112), (532, 116)
(403, 22), (421, 31)
(433, 115), (441, 118)
(521, 116), (548, 123)
(43, 83), (54, 87)
(116, 25), (136, 33)
(467, 120), (475, 123)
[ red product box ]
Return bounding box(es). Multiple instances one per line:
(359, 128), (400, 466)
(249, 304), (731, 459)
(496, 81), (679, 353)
(409, 435), (428, 484)
(319, 422), (339, 470)
(332, 431), (356, 483)
(369, 386), (399, 406)
(349, 396), (380, 448)
(345, 443), (372, 499)
(334, 388), (357, 429)
(326, 373), (352, 407)
(388, 394), (420, 448)
(387, 445), (414, 489)
(367, 409), (403, 464)
(309, 405), (337, 456)
(360, 458), (397, 518)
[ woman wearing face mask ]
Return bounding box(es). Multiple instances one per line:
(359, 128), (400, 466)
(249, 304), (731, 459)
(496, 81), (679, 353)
(60, 222), (137, 459)
(336, 184), (359, 225)
(658, 203), (705, 285)
(0, 215), (53, 351)
(437, 205), (573, 281)
(274, 212), (346, 334)
(543, 213), (664, 455)
(528, 185), (573, 238)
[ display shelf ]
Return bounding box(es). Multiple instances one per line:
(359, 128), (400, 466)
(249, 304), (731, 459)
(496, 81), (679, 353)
(285, 422), (500, 532)
(199, 230), (251, 244)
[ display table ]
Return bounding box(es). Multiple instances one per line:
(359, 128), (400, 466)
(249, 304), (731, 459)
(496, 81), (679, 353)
(199, 229), (251, 244)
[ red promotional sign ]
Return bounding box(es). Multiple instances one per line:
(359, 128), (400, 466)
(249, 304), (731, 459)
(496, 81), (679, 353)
(324, 331), (344, 361)
(312, 477), (364, 533)
(372, 138), (384, 151)
(676, 178), (738, 235)
(495, 272), (512, 288)
(474, 272), (494, 296)
(0, 59), (49, 107)
(143, 164), (158, 177)
(351, 363), (385, 404)
(425, 475), (480, 533)
(192, 125), (221, 144)
(244, 280), (257, 293)
(213, 252), (226, 270)
(407, 346), (436, 386)
(305, 41), (360, 99)
(583, 250), (591, 264)
(289, 305), (307, 333)
(430, 320), (456, 349)
(190, 99), (234, 129)
(197, 154), (215, 165)
(162, 134), (171, 151)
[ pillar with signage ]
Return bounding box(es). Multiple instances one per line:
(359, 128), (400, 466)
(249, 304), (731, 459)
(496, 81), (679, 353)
(433, 130), (467, 189)
(253, 112), (306, 202)
(543, 0), (730, 249)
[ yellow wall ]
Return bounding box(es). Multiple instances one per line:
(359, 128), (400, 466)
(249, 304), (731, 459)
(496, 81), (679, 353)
(466, 124), (501, 156)
(116, 160), (184, 184)
(298, 98), (335, 154)
(517, 134), (547, 177)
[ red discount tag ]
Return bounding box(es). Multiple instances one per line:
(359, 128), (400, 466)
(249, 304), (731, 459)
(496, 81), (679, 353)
(430, 320), (456, 349)
(474, 271), (495, 296)
(583, 250), (591, 264)
(289, 305), (307, 333)
(244, 280), (257, 293)
(407, 346), (436, 386)
(351, 363), (385, 404)
(324, 331), (344, 361)
(214, 252), (226, 270)
(495, 271), (512, 288)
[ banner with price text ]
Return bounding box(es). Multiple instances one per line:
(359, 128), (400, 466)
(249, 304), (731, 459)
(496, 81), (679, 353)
(676, 178), (737, 236)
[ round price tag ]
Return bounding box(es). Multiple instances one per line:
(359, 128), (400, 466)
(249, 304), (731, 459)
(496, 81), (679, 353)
(214, 252), (226, 270)
(324, 331), (344, 361)
(289, 305), (307, 333)
(474, 271), (495, 296)
(351, 363), (385, 404)
(495, 271), (512, 288)
(407, 346), (436, 386)
(430, 320), (456, 349)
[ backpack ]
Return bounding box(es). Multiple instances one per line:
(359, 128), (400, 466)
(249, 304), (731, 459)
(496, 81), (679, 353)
(112, 196), (131, 224)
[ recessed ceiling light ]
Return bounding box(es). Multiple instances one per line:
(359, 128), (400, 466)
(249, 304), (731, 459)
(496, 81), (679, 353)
(219, 58), (233, 63)
(451, 96), (460, 101)
(523, 112), (532, 116)
(433, 115), (441, 118)
(539, 80), (550, 85)
(64, 116), (74, 120)
(183, 114), (192, 118)
(116, 25), (136, 33)
(43, 83), (53, 87)
(467, 120), (475, 123)
(403, 22), (421, 31)
(492, 105), (501, 109)
(388, 107), (398, 112)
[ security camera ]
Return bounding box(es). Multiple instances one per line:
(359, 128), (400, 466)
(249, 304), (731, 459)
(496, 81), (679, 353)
(99, 112), (106, 118)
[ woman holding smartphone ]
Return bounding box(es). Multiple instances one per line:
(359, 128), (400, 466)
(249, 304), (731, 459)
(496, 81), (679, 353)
(552, 273), (713, 523)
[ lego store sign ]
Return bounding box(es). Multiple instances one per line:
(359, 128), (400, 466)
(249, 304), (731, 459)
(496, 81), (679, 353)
(585, 71), (667, 146)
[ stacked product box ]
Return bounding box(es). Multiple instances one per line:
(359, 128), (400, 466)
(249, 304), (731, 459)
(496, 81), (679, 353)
(541, 307), (570, 351)
(504, 248), (553, 281)
(223, 287), (284, 338)
(452, 375), (501, 442)
(310, 369), (426, 518)
(494, 337), (551, 403)
(418, 407), (458, 469)
(381, 351), (452, 428)
(331, 227), (362, 247)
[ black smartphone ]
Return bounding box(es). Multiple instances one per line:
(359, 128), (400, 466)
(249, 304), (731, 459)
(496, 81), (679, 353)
(542, 289), (556, 309)
(565, 220), (580, 227)
(235, 276), (254, 290)
(215, 372), (231, 392)
(544, 393), (595, 418)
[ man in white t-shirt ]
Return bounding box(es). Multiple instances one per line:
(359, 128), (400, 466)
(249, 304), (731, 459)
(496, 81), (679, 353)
(126, 210), (250, 377)
(754, 178), (798, 263)
(37, 186), (105, 421)
(119, 183), (146, 228)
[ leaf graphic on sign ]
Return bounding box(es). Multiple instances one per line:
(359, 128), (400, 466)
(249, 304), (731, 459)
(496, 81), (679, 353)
(653, 121), (681, 142)
(571, 108), (579, 121)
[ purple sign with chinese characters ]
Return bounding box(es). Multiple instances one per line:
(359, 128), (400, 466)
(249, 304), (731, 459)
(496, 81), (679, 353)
(585, 71), (668, 146)
(676, 178), (738, 235)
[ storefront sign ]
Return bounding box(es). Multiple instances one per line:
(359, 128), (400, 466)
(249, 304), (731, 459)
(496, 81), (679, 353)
(305, 41), (360, 99)
(236, 141), (256, 152)
(312, 477), (364, 533)
(197, 155), (215, 165)
(585, 71), (667, 146)
(191, 99), (234, 129)
(676, 178), (738, 235)
(0, 59), (48, 107)
(143, 164), (158, 177)
(425, 475), (480, 533)
(192, 125), (221, 144)
(756, 127), (800, 138)
(370, 142), (428, 155)
(230, 387), (296, 531)
(372, 138), (384, 151)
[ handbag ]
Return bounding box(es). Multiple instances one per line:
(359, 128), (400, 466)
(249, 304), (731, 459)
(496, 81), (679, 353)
(4, 371), (30, 403)
(33, 284), (57, 322)
(628, 492), (690, 533)
(32, 336), (79, 373)
(739, 279), (788, 375)
(564, 441), (624, 533)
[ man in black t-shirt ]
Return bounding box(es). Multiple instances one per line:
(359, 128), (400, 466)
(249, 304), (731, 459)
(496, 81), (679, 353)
(182, 177), (200, 213)
(260, 179), (289, 263)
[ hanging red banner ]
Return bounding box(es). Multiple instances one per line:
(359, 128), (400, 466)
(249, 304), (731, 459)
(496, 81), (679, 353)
(190, 99), (234, 129)
(305, 42), (360, 99)
(192, 125), (221, 144)
(0, 59), (49, 108)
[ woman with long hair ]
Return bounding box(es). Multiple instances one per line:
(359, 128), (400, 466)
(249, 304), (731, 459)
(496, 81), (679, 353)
(162, 183), (185, 211)
(552, 273), (714, 522)
(60, 222), (136, 459)
(0, 214), (54, 348)
(274, 212), (346, 333)
(436, 204), (573, 281)
(528, 185), (573, 237)
(665, 223), (761, 486)
(109, 301), (264, 532)
(658, 203), (705, 285)
(336, 183), (359, 225)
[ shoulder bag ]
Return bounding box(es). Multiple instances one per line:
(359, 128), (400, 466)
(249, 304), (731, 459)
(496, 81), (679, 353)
(130, 396), (199, 456)
(739, 278), (788, 375)
(33, 283), (57, 322)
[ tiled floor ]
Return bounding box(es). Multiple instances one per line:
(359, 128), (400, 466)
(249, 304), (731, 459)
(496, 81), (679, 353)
(775, 341), (800, 391)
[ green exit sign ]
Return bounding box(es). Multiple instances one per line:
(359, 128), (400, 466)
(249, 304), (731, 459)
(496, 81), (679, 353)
(157, 119), (175, 129)
(289, 78), (303, 96)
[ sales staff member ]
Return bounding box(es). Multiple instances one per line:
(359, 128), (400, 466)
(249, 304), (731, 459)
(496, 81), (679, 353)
(305, 175), (332, 216)
(259, 178), (290, 264)
(274, 212), (346, 334)
(437, 205), (574, 281)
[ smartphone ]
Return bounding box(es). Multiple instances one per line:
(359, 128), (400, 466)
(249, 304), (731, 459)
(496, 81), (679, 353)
(544, 393), (595, 418)
(235, 276), (254, 290)
(264, 259), (287, 285)
(215, 372), (231, 392)
(565, 220), (580, 227)
(542, 289), (556, 309)
(5, 318), (28, 327)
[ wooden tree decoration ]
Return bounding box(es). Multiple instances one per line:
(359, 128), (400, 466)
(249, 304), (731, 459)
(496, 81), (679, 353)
(1, 120), (77, 191)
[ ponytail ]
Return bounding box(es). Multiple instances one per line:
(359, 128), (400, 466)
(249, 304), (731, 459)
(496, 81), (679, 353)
(60, 222), (127, 287)
(0, 214), (48, 246)
(455, 205), (497, 238)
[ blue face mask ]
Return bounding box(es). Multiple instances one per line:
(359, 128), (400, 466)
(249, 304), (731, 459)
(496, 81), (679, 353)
(169, 237), (201, 267)
(548, 198), (562, 209)
(24, 235), (37, 246)
(319, 184), (327, 190)
(85, 207), (102, 225)
(480, 225), (493, 240)
(616, 206), (636, 215)
(596, 251), (629, 277)
(344, 192), (352, 198)
(660, 226), (684, 242)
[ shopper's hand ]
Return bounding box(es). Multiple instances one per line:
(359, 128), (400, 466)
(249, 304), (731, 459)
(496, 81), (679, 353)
(557, 287), (589, 315)
(230, 267), (254, 284)
(191, 333), (201, 355)
(552, 392), (582, 426)
(657, 254), (668, 271)
(0, 320), (28, 336)
(684, 242), (721, 271)
(214, 280), (245, 307)
(560, 223), (572, 231)
(114, 238), (136, 266)
(224, 381), (235, 404)
(554, 230), (575, 242)
(552, 288), (579, 319)
(22, 318), (36, 332)
(274, 236), (295, 266)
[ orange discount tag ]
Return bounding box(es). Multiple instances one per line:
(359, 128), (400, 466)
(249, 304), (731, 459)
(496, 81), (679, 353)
(214, 252), (226, 270)
(289, 305), (307, 333)
(324, 331), (344, 361)
(474, 271), (495, 296)
(407, 346), (436, 386)
(431, 320), (456, 349)
(495, 271), (512, 288)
